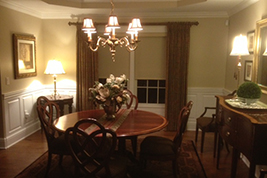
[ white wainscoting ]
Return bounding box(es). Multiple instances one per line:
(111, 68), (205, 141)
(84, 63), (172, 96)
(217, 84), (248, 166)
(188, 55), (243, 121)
(0, 86), (230, 149)
(137, 87), (228, 131)
(1, 86), (76, 149)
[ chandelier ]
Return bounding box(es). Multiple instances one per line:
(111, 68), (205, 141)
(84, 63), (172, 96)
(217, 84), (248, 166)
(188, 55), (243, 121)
(82, 0), (143, 62)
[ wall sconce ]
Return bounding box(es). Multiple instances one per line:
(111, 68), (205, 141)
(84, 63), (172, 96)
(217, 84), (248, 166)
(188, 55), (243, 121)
(230, 34), (249, 88)
(263, 47), (267, 56)
(44, 59), (65, 99)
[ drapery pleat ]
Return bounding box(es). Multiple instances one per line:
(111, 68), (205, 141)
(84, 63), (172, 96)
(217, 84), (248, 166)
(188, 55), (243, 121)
(165, 22), (198, 131)
(76, 25), (98, 111)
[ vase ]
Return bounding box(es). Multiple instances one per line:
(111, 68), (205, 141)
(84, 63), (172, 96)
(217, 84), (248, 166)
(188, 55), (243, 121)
(102, 100), (117, 120)
(238, 97), (259, 105)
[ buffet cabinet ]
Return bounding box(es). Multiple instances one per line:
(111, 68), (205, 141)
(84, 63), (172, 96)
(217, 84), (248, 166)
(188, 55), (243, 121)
(216, 95), (267, 178)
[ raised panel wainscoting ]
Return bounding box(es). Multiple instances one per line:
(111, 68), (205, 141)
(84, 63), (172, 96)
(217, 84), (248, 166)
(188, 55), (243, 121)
(0, 86), (76, 149)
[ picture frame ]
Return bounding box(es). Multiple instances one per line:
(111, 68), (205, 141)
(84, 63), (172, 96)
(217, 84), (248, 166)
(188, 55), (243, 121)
(244, 61), (253, 81)
(247, 30), (255, 54)
(13, 34), (37, 79)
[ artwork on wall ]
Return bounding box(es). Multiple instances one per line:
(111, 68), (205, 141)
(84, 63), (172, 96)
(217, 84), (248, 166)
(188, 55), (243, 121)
(13, 34), (37, 79)
(247, 30), (255, 54)
(244, 60), (253, 81)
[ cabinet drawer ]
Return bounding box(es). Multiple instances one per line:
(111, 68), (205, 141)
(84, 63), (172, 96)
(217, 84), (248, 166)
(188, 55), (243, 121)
(222, 109), (237, 127)
(220, 125), (236, 146)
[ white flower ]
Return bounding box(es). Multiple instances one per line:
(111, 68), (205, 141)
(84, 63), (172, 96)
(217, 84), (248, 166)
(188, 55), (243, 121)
(116, 96), (123, 103)
(115, 77), (124, 84)
(120, 74), (126, 81)
(108, 74), (115, 82)
(96, 95), (106, 102)
(106, 78), (112, 83)
(99, 88), (110, 98)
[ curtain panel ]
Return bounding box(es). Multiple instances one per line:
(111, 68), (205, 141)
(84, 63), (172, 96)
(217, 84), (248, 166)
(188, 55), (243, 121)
(165, 22), (198, 131)
(76, 25), (98, 111)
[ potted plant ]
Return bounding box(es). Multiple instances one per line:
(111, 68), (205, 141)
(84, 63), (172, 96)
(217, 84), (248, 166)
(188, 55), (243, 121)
(237, 82), (262, 105)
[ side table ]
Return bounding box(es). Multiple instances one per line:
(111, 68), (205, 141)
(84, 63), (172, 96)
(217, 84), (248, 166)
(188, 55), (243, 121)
(46, 95), (73, 116)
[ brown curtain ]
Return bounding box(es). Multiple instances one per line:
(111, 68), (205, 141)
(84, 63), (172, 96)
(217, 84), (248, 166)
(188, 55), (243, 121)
(165, 22), (198, 131)
(76, 25), (98, 111)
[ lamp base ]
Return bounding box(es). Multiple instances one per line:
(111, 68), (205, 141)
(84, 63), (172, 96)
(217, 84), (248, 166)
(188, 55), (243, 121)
(50, 92), (61, 100)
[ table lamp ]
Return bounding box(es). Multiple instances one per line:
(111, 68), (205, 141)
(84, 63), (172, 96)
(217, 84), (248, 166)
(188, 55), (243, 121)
(44, 59), (65, 99)
(230, 34), (249, 88)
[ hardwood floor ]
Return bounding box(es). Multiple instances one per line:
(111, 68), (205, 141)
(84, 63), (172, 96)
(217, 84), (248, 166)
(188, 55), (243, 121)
(0, 129), (253, 178)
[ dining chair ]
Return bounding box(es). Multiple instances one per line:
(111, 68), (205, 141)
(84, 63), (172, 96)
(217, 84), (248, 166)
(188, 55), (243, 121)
(195, 90), (236, 154)
(139, 101), (193, 178)
(37, 96), (50, 133)
(259, 168), (267, 178)
(65, 118), (129, 178)
(120, 89), (139, 157)
(125, 89), (138, 110)
(37, 99), (70, 177)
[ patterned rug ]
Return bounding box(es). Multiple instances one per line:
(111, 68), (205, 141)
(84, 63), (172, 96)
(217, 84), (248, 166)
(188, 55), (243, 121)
(15, 140), (207, 178)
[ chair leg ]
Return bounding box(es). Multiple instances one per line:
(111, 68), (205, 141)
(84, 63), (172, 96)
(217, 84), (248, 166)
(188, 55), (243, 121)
(214, 130), (218, 158)
(58, 155), (63, 166)
(45, 152), (52, 177)
(131, 136), (138, 157)
(172, 159), (178, 178)
(201, 130), (206, 153)
(195, 124), (199, 142)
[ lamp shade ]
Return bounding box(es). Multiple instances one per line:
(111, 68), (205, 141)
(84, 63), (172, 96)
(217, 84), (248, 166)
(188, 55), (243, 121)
(44, 60), (65, 75)
(230, 34), (250, 56)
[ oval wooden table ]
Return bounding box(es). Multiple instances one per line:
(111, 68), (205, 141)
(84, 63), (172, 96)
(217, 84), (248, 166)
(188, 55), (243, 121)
(54, 109), (168, 155)
(54, 109), (168, 137)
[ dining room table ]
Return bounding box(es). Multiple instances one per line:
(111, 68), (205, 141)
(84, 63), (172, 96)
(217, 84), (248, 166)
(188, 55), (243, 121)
(53, 108), (168, 154)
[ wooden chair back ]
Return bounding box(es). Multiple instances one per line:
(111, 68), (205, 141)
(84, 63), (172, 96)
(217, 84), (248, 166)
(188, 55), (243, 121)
(65, 118), (117, 177)
(125, 89), (138, 110)
(37, 100), (61, 144)
(173, 101), (193, 153)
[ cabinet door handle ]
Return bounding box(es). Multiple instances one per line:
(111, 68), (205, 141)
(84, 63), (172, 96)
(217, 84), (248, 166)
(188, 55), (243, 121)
(227, 117), (232, 122)
(226, 131), (231, 137)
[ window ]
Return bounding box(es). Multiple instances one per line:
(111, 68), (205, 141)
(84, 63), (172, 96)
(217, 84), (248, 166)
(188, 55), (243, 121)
(137, 79), (165, 104)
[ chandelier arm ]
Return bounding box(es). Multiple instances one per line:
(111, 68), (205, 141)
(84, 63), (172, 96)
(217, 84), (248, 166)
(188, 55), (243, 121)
(88, 37), (107, 51)
(119, 37), (138, 51)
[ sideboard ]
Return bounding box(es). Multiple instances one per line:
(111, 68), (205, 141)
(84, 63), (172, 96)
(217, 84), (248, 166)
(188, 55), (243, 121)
(216, 95), (267, 178)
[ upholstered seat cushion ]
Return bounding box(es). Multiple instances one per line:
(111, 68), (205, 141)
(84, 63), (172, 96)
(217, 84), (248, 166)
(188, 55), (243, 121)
(140, 136), (175, 157)
(196, 117), (215, 131)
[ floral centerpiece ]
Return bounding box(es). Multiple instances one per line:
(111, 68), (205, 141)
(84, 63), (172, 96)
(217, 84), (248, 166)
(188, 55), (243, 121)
(89, 74), (129, 120)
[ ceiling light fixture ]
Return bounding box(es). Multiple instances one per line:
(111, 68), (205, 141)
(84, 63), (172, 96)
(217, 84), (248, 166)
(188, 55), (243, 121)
(82, 0), (143, 62)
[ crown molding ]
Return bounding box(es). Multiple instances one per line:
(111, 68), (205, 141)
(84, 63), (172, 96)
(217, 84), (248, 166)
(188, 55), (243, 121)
(0, 0), (259, 19)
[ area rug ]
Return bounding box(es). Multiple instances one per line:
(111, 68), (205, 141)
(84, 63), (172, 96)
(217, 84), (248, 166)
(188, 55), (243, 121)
(15, 140), (207, 178)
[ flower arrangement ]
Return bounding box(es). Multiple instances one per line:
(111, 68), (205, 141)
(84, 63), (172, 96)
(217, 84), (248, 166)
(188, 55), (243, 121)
(89, 74), (129, 110)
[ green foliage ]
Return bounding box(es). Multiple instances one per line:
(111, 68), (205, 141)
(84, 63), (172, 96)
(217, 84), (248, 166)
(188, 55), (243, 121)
(237, 82), (262, 99)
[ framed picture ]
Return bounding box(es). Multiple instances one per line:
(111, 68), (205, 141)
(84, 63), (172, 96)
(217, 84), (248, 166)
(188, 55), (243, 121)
(244, 61), (253, 81)
(247, 30), (255, 54)
(13, 34), (37, 79)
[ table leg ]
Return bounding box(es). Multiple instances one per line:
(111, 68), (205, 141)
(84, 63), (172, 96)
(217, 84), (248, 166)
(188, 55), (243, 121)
(231, 148), (239, 178)
(217, 135), (222, 169)
(68, 103), (72, 113)
(249, 162), (256, 178)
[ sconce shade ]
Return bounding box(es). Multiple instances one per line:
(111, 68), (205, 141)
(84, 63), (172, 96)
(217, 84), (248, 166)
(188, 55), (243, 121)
(44, 60), (65, 75)
(230, 34), (250, 56)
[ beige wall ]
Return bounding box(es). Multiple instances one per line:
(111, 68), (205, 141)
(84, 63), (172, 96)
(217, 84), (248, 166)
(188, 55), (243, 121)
(226, 0), (267, 101)
(42, 19), (76, 87)
(0, 6), (44, 94)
